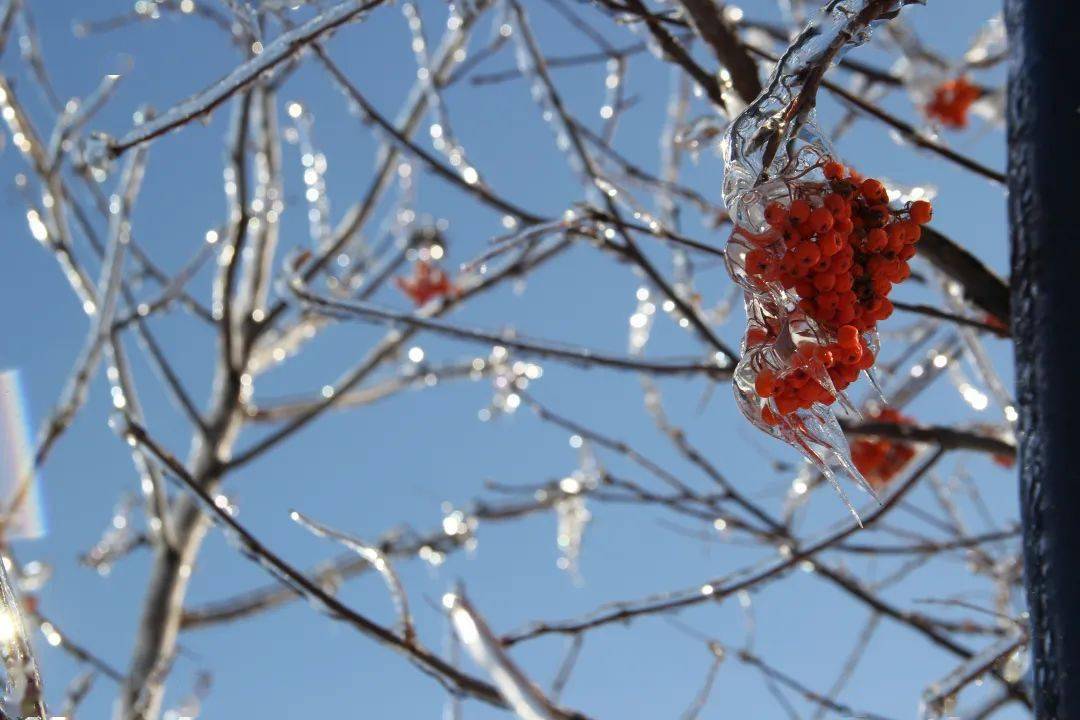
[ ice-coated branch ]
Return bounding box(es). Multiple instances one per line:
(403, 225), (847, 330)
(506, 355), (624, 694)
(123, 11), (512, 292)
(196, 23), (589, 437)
(503, 448), (945, 644)
(95, 142), (175, 546)
(31, 612), (125, 683)
(314, 46), (543, 224)
(809, 612), (882, 720)
(921, 633), (1027, 719)
(917, 226), (1010, 325)
(0, 0), (20, 59)
(215, 90), (254, 376)
(246, 361), (490, 423)
(445, 590), (580, 720)
(735, 40), (1006, 184)
(121, 420), (528, 711)
(100, 0), (387, 159)
(236, 86), (283, 323)
(840, 419), (1015, 458)
(619, 0), (729, 111)
(0, 76), (99, 312)
(57, 670), (96, 719)
(225, 236), (571, 471)
(890, 300), (1009, 337)
(1, 142), (149, 535)
(46, 72), (123, 171)
(290, 511), (417, 644)
(293, 287), (730, 378)
(181, 485), (575, 630)
(74, 0), (237, 41)
(507, 0), (739, 363)
(734, 647), (898, 720)
(269, 0), (490, 307)
(722, 0), (910, 215)
(675, 0), (762, 105)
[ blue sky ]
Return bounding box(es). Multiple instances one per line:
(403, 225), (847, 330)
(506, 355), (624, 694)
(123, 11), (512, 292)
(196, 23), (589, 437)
(0, 1), (1020, 718)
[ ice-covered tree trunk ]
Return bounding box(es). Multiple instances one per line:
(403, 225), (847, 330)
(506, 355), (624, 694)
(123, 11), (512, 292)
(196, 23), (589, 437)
(118, 376), (243, 720)
(1006, 1), (1080, 717)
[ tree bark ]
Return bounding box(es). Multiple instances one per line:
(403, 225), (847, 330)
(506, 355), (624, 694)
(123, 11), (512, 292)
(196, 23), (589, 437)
(1006, 1), (1080, 717)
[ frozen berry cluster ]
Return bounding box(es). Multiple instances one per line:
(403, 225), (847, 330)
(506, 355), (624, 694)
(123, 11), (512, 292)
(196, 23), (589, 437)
(730, 160), (932, 428)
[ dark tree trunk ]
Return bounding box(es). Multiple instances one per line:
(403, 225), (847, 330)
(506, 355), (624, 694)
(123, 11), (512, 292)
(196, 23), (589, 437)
(1007, 1), (1080, 717)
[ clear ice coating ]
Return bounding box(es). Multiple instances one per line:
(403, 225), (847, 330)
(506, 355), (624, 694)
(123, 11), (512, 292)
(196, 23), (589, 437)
(554, 441), (599, 582)
(290, 511), (416, 643)
(919, 632), (1026, 720)
(721, 0), (904, 221)
(445, 589), (567, 720)
(0, 556), (47, 719)
(720, 1), (907, 510)
(97, 0), (381, 161)
(82, 494), (138, 576)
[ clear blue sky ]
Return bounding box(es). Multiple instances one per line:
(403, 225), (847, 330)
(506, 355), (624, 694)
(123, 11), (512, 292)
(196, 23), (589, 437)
(0, 1), (1020, 717)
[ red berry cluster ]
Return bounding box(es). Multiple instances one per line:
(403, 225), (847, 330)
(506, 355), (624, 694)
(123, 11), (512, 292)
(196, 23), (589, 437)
(850, 407), (917, 489)
(925, 76), (981, 129)
(736, 160), (932, 425)
(395, 260), (456, 306)
(752, 334), (873, 425)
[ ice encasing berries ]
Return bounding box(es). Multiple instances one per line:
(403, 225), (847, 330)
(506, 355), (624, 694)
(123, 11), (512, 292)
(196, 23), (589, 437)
(729, 160), (931, 429)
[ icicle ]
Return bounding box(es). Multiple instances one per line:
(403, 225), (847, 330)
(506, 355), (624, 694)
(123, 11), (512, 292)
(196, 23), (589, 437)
(286, 102), (333, 246)
(627, 286), (658, 355)
(81, 494), (139, 576)
(554, 482), (591, 582)
(402, 2), (483, 188)
(477, 347), (541, 422)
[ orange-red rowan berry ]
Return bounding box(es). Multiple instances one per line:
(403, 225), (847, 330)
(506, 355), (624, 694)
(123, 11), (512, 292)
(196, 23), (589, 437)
(838, 324), (860, 349)
(823, 160), (845, 180)
(860, 178), (889, 205)
(909, 200), (933, 225)
(865, 228), (888, 252)
(765, 202), (788, 228)
(808, 207), (835, 234)
(789, 199), (811, 225)
(813, 272), (836, 292)
(795, 241), (821, 267)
